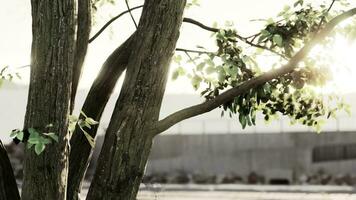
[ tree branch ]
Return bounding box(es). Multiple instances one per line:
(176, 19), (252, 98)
(88, 5), (143, 43)
(71, 0), (92, 112)
(182, 18), (288, 59)
(176, 48), (214, 55)
(67, 33), (135, 200)
(149, 7), (356, 136)
(88, 7), (286, 59)
(182, 17), (219, 32)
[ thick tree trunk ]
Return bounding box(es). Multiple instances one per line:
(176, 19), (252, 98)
(0, 141), (20, 200)
(86, 0), (186, 199)
(22, 0), (76, 199)
(67, 33), (135, 200)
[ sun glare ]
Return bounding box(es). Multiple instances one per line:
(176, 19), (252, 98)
(320, 35), (356, 94)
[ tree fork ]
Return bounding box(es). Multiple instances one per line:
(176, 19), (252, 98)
(86, 0), (186, 199)
(67, 33), (135, 200)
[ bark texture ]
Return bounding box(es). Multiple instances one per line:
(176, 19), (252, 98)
(67, 33), (135, 200)
(86, 0), (186, 199)
(0, 141), (20, 200)
(22, 0), (76, 199)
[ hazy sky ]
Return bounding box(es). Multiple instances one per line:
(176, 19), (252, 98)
(1, 0), (356, 93)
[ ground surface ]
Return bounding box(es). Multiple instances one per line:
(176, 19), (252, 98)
(80, 184), (356, 200)
(137, 191), (356, 200)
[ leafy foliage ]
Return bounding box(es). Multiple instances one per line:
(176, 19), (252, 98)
(172, 0), (354, 131)
(10, 124), (58, 155)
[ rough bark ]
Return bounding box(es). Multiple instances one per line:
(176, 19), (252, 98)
(86, 0), (186, 199)
(0, 141), (20, 200)
(67, 33), (135, 200)
(22, 0), (76, 199)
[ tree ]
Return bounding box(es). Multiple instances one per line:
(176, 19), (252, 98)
(0, 0), (356, 199)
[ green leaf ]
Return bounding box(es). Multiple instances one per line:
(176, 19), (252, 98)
(78, 126), (95, 148)
(273, 34), (283, 47)
(294, 0), (303, 7)
(80, 111), (88, 118)
(46, 132), (59, 142)
(196, 62), (205, 71)
(173, 55), (182, 63)
(41, 138), (52, 144)
(172, 70), (179, 80)
(205, 66), (216, 74)
(85, 117), (99, 125)
(258, 30), (271, 43)
(84, 132), (95, 148)
(16, 131), (24, 141)
(218, 68), (226, 83)
(28, 137), (40, 144)
(239, 114), (247, 129)
(84, 122), (91, 129)
(266, 18), (274, 25)
(191, 75), (202, 90)
(10, 130), (20, 138)
(35, 143), (45, 155)
(28, 128), (39, 137)
(27, 143), (34, 149)
(205, 58), (215, 67)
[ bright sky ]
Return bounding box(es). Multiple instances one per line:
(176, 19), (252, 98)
(0, 0), (356, 94)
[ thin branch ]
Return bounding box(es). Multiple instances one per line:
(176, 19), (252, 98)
(176, 48), (214, 55)
(236, 35), (288, 59)
(15, 64), (31, 69)
(149, 7), (356, 136)
(125, 0), (138, 29)
(183, 51), (197, 65)
(183, 18), (288, 59)
(89, 5), (143, 43)
(182, 18), (219, 32)
(90, 9), (287, 59)
(317, 0), (336, 31)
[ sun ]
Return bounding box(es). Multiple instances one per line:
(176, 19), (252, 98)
(321, 35), (356, 94)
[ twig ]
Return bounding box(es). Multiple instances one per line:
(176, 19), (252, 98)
(176, 48), (214, 55)
(125, 0), (138, 29)
(316, 0), (336, 31)
(89, 5), (143, 43)
(183, 18), (288, 59)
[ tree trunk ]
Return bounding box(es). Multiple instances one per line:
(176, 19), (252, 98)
(22, 0), (76, 199)
(0, 141), (20, 200)
(86, 0), (186, 199)
(67, 33), (135, 200)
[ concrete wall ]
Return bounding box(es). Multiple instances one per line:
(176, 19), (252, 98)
(145, 132), (356, 181)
